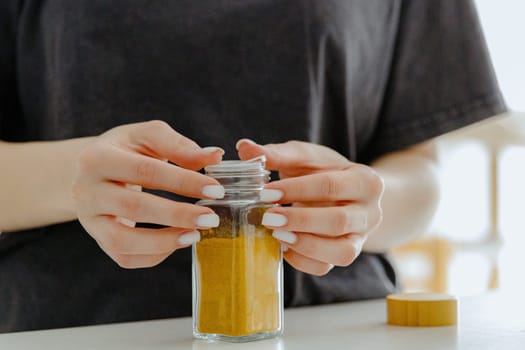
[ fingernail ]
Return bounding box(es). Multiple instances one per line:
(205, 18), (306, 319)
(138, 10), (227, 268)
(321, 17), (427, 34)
(202, 146), (225, 155)
(260, 189), (283, 202)
(196, 214), (220, 227)
(262, 213), (287, 227)
(272, 230), (297, 244)
(349, 235), (365, 252)
(328, 264), (335, 272)
(125, 184), (142, 192)
(178, 231), (201, 245)
(235, 138), (257, 150)
(116, 217), (136, 227)
(202, 185), (225, 199)
(281, 244), (289, 252)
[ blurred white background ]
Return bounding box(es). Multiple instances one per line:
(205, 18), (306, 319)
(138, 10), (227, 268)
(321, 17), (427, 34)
(475, 0), (525, 111)
(393, 0), (525, 296)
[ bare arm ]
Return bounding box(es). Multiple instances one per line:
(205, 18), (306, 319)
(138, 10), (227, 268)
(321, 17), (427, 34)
(365, 141), (439, 252)
(0, 121), (228, 268)
(0, 137), (94, 232)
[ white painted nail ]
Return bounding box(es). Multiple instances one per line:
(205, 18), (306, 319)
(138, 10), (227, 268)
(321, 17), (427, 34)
(202, 185), (225, 199)
(260, 189), (283, 202)
(235, 138), (257, 150)
(349, 235), (365, 252)
(125, 184), (142, 192)
(116, 217), (136, 227)
(272, 230), (297, 244)
(262, 213), (287, 227)
(327, 264), (335, 272)
(202, 146), (224, 154)
(178, 231), (201, 245)
(196, 213), (220, 228)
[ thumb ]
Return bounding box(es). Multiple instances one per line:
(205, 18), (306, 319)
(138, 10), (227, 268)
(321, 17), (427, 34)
(236, 138), (350, 176)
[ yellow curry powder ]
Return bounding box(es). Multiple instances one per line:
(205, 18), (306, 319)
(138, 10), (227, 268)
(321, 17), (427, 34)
(195, 232), (280, 336)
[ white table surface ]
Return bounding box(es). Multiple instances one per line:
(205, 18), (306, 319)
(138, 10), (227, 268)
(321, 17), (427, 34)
(1, 291), (524, 350)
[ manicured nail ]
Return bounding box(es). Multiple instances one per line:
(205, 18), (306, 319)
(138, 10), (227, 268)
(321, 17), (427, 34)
(349, 235), (365, 252)
(272, 230), (297, 244)
(116, 217), (136, 227)
(202, 146), (225, 155)
(260, 189), (283, 202)
(178, 231), (201, 245)
(125, 184), (142, 192)
(262, 213), (287, 227)
(235, 138), (257, 150)
(196, 214), (220, 228)
(202, 185), (225, 199)
(328, 264), (335, 272)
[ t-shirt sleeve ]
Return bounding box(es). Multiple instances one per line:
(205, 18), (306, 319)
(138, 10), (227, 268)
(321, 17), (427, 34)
(0, 0), (20, 140)
(363, 0), (506, 162)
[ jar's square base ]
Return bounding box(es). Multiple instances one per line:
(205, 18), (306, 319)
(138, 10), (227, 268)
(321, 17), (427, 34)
(193, 329), (282, 343)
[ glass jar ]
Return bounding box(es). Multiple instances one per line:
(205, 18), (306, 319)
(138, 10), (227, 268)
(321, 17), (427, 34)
(192, 156), (283, 342)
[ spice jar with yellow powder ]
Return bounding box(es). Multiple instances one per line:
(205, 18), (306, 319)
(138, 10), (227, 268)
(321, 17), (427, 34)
(192, 156), (283, 342)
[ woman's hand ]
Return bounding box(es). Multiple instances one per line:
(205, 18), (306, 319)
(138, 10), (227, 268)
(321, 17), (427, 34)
(237, 139), (384, 276)
(72, 120), (225, 268)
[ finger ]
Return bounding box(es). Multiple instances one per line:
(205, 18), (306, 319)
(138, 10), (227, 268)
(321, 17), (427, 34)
(260, 168), (383, 203)
(273, 230), (364, 267)
(262, 206), (370, 235)
(87, 183), (220, 229)
(79, 144), (225, 199)
(116, 216), (137, 227)
(283, 249), (334, 276)
(117, 120), (224, 170)
(114, 184), (143, 227)
(236, 138), (350, 176)
(108, 251), (175, 269)
(89, 216), (202, 255)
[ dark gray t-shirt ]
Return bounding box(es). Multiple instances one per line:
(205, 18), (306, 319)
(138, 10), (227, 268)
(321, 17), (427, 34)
(0, 0), (505, 332)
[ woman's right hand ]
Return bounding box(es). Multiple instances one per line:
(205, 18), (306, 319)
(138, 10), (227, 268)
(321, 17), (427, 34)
(71, 120), (225, 268)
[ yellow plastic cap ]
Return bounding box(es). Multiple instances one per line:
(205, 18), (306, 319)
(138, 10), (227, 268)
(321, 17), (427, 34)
(386, 293), (458, 327)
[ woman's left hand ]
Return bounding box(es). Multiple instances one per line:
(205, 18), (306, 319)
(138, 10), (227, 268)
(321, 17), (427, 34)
(237, 139), (385, 276)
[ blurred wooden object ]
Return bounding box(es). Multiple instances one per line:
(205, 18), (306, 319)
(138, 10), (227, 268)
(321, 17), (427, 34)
(392, 238), (453, 293)
(392, 112), (524, 293)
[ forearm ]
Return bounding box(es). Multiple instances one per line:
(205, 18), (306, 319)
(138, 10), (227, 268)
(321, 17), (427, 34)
(0, 137), (95, 232)
(363, 142), (440, 253)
